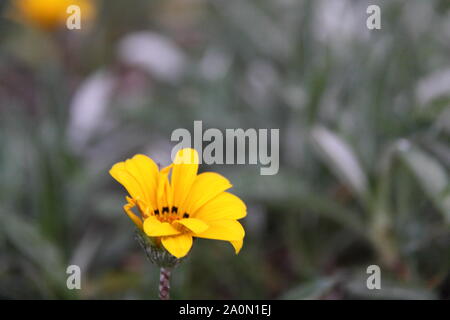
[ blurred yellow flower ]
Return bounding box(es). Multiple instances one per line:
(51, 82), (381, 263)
(110, 148), (246, 258)
(14, 0), (95, 31)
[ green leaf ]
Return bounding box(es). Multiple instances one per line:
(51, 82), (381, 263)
(399, 145), (450, 223)
(311, 126), (369, 202)
(0, 210), (67, 289)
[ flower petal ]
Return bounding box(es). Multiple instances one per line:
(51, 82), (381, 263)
(175, 218), (209, 233)
(110, 154), (159, 207)
(161, 233), (193, 258)
(193, 192), (246, 221)
(183, 172), (232, 214)
(230, 239), (243, 254)
(110, 162), (143, 201)
(193, 220), (245, 241)
(143, 216), (181, 237)
(156, 170), (171, 210)
(123, 202), (143, 230)
(127, 154), (159, 206)
(171, 148), (199, 210)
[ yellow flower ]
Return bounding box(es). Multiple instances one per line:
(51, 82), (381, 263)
(110, 148), (246, 258)
(13, 0), (95, 31)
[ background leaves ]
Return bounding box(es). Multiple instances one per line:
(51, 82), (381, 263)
(0, 0), (449, 299)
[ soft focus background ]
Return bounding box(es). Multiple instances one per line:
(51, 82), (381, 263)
(1, 0), (449, 299)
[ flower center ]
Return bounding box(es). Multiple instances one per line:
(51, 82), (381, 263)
(151, 206), (190, 223)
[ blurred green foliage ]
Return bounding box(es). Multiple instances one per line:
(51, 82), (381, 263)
(0, 0), (449, 299)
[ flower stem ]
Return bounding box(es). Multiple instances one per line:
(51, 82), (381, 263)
(159, 267), (171, 300)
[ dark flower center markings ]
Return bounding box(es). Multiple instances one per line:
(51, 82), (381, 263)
(153, 206), (186, 223)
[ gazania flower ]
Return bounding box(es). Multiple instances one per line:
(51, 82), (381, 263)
(110, 148), (246, 259)
(13, 0), (95, 31)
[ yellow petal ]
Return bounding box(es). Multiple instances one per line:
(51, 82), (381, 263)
(193, 192), (246, 221)
(194, 220), (245, 241)
(161, 234), (193, 258)
(110, 154), (159, 208)
(183, 172), (232, 214)
(230, 239), (243, 254)
(128, 154), (159, 206)
(160, 164), (173, 174)
(123, 202), (143, 230)
(171, 148), (199, 210)
(175, 218), (209, 233)
(164, 175), (173, 209)
(143, 216), (181, 237)
(110, 162), (143, 201)
(156, 170), (172, 211)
